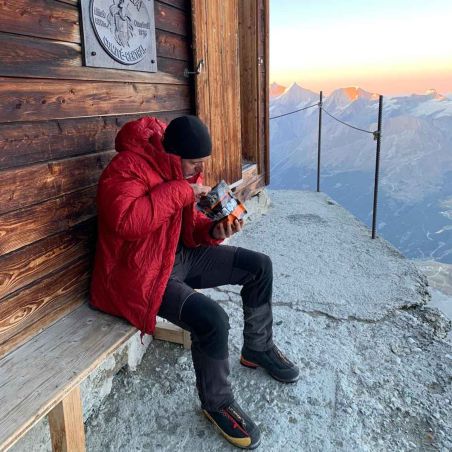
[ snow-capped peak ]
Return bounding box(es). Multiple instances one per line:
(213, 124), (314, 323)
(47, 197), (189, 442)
(425, 88), (447, 101)
(325, 86), (379, 111)
(278, 82), (318, 105)
(269, 82), (286, 98)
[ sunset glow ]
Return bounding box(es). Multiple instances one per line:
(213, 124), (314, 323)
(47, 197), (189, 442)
(270, 0), (452, 95)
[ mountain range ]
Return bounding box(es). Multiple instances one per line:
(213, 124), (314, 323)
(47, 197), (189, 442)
(269, 83), (452, 264)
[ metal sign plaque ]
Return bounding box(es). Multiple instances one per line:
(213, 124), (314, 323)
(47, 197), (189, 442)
(80, 0), (157, 72)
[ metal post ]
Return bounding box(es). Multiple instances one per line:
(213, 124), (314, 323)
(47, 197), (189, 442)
(371, 95), (383, 239)
(317, 91), (323, 192)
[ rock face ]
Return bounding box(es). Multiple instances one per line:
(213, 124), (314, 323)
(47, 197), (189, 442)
(60, 190), (449, 450)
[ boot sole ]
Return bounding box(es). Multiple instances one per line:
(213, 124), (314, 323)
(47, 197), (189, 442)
(202, 410), (261, 450)
(240, 355), (300, 384)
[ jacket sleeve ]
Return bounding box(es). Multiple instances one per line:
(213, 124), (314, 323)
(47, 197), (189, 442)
(192, 209), (224, 246)
(98, 162), (194, 241)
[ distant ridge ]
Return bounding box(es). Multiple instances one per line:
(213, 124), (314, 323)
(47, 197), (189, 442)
(270, 82), (286, 98)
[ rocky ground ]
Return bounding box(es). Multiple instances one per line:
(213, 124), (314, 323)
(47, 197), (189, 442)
(84, 190), (452, 451)
(413, 260), (452, 342)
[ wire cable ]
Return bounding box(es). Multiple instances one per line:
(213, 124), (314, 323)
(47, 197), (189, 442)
(321, 106), (375, 135)
(269, 102), (319, 120)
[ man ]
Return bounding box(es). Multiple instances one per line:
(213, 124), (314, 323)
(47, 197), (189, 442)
(90, 115), (299, 449)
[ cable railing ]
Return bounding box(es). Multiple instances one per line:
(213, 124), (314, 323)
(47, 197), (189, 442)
(270, 91), (384, 239)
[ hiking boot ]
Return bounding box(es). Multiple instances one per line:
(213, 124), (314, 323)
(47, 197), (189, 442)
(240, 345), (300, 383)
(203, 401), (261, 449)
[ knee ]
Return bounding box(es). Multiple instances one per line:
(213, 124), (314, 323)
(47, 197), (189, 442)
(195, 302), (229, 359)
(198, 304), (230, 343)
(235, 248), (273, 279)
(181, 293), (230, 343)
(250, 251), (273, 281)
(257, 253), (272, 277)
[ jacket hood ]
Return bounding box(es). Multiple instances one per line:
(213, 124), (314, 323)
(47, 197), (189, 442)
(115, 116), (166, 155)
(115, 116), (183, 181)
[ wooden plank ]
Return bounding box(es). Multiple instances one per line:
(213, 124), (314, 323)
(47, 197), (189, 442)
(0, 304), (136, 451)
(0, 151), (114, 215)
(209, 0), (242, 185)
(235, 172), (265, 203)
(0, 1), (189, 44)
(156, 29), (191, 61)
(239, 0), (259, 164)
(154, 321), (186, 345)
(0, 33), (188, 84)
(48, 386), (86, 452)
(58, 0), (190, 9)
(157, 57), (189, 80)
(192, 0), (242, 186)
(264, 0), (270, 185)
(0, 258), (90, 357)
(159, 0), (190, 10)
(55, 0), (78, 6)
(191, 0), (211, 131)
(0, 219), (95, 301)
(0, 185), (97, 256)
(0, 78), (191, 123)
(155, 2), (189, 36)
(0, 110), (191, 171)
(259, 0), (270, 184)
(0, 0), (80, 43)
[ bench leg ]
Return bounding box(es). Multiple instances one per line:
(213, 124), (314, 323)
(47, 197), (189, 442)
(48, 385), (86, 452)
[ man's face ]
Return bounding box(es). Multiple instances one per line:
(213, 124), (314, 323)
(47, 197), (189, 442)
(181, 156), (211, 178)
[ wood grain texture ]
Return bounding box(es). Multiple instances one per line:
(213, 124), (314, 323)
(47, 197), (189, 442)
(0, 151), (114, 215)
(0, 33), (188, 84)
(0, 0), (80, 43)
(191, 0), (242, 186)
(263, 0), (270, 184)
(0, 304), (136, 451)
(0, 0), (189, 44)
(0, 219), (95, 301)
(155, 1), (189, 36)
(159, 0), (189, 10)
(0, 258), (91, 356)
(154, 321), (186, 345)
(0, 78), (191, 123)
(258, 0), (270, 184)
(239, 0), (259, 164)
(56, 0), (190, 10)
(191, 0), (211, 131)
(48, 386), (86, 452)
(0, 185), (97, 256)
(234, 172), (265, 203)
(55, 0), (78, 6)
(156, 57), (189, 80)
(0, 110), (190, 171)
(154, 321), (191, 350)
(156, 29), (191, 61)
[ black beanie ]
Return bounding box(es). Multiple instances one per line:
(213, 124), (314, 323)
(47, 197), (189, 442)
(162, 115), (212, 159)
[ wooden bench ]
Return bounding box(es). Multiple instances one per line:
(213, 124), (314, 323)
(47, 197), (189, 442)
(0, 303), (190, 451)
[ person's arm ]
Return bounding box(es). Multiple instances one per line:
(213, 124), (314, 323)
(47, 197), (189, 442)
(192, 209), (225, 246)
(98, 159), (194, 240)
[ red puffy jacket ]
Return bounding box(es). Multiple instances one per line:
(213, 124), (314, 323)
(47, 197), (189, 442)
(90, 116), (222, 335)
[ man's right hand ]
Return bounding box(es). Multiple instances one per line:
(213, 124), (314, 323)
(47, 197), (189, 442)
(191, 184), (211, 201)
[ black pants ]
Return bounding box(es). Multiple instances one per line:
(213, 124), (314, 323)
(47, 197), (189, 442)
(157, 245), (274, 411)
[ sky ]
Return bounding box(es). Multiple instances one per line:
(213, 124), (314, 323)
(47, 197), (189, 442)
(270, 0), (452, 96)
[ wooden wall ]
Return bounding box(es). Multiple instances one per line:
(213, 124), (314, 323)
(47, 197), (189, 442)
(236, 0), (269, 197)
(0, 0), (194, 358)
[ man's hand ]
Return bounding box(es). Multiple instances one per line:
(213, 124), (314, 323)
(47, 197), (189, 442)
(191, 184), (211, 201)
(212, 219), (244, 240)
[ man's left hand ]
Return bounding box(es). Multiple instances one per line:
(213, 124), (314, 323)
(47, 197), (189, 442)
(212, 219), (244, 240)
